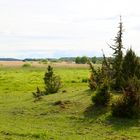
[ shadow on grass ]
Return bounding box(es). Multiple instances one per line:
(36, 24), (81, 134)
(84, 104), (108, 119)
(84, 104), (140, 130)
(105, 114), (140, 130)
(63, 89), (93, 100)
(84, 89), (95, 95)
(67, 104), (108, 125)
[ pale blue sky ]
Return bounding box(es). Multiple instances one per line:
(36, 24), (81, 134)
(0, 0), (140, 58)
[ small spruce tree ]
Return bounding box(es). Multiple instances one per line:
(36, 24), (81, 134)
(32, 87), (44, 101)
(44, 65), (61, 94)
(122, 48), (140, 84)
(92, 79), (111, 106)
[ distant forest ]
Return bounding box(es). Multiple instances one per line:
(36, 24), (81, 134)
(0, 57), (104, 64)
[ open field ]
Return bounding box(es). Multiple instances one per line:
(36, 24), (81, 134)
(0, 63), (140, 140)
(0, 61), (91, 68)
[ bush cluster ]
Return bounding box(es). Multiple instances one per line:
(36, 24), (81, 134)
(92, 80), (111, 106)
(89, 18), (140, 118)
(112, 78), (140, 118)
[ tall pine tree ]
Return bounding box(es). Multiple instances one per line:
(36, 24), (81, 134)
(110, 16), (124, 90)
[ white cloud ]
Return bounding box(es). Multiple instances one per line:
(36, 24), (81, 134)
(0, 0), (140, 58)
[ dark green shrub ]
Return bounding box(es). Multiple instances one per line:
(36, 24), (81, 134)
(91, 56), (97, 64)
(32, 87), (44, 101)
(44, 65), (61, 94)
(71, 80), (77, 83)
(41, 59), (48, 64)
(112, 78), (140, 118)
(88, 61), (103, 90)
(82, 78), (88, 83)
(22, 63), (31, 67)
(122, 49), (140, 87)
(92, 80), (111, 106)
(88, 73), (97, 90)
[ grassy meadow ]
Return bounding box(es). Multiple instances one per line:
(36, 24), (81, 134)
(0, 62), (140, 140)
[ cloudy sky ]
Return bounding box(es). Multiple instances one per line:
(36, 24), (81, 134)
(0, 0), (140, 58)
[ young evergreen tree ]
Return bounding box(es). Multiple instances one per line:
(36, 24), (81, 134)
(122, 48), (140, 85)
(92, 78), (111, 106)
(101, 50), (112, 81)
(44, 65), (61, 94)
(32, 87), (44, 101)
(88, 60), (103, 90)
(110, 16), (124, 90)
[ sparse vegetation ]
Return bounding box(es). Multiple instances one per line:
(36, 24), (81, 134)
(1, 62), (140, 139)
(1, 17), (140, 140)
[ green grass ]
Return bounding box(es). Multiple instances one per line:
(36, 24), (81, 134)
(0, 66), (140, 140)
